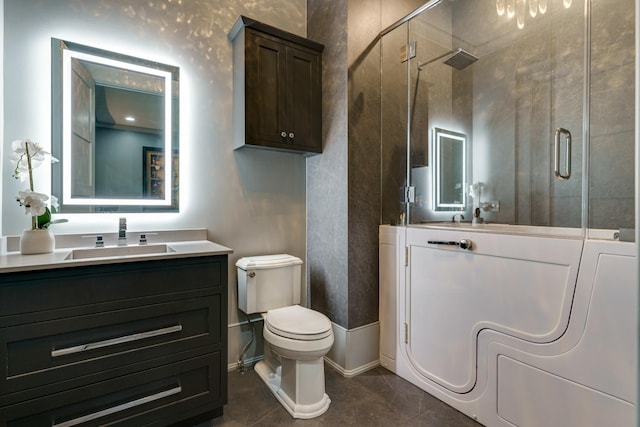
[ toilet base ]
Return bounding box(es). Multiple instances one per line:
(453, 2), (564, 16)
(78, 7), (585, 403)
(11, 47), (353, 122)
(254, 359), (331, 419)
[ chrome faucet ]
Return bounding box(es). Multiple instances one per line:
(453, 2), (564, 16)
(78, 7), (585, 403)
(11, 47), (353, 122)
(117, 217), (127, 246)
(472, 207), (484, 224)
(452, 213), (465, 223)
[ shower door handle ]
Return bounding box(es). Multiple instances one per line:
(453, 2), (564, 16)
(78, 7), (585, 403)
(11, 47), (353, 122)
(554, 128), (572, 180)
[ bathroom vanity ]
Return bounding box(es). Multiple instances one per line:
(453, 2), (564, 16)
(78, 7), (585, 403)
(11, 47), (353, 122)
(0, 239), (230, 426)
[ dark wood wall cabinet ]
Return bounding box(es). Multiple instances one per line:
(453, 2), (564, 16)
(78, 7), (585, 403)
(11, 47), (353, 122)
(0, 255), (228, 426)
(229, 16), (324, 155)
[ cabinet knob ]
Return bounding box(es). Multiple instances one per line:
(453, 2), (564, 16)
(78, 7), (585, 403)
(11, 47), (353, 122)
(288, 132), (295, 139)
(280, 131), (287, 138)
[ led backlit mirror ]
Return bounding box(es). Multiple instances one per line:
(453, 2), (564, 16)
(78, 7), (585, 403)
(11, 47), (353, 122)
(433, 127), (466, 211)
(51, 38), (179, 213)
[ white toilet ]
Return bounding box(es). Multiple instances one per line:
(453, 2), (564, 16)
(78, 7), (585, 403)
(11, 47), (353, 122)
(236, 254), (334, 419)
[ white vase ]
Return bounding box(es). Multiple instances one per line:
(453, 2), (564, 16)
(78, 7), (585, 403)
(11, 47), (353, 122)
(20, 228), (55, 255)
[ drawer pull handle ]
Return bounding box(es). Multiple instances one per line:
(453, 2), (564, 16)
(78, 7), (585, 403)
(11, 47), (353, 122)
(52, 385), (182, 427)
(51, 324), (183, 358)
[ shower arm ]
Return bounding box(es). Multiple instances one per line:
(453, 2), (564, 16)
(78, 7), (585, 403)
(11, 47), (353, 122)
(416, 50), (455, 70)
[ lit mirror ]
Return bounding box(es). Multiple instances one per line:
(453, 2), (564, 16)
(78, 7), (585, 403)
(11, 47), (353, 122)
(51, 38), (179, 213)
(433, 127), (466, 211)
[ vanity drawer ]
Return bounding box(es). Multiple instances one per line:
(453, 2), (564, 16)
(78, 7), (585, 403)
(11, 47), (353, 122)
(0, 256), (224, 323)
(2, 353), (222, 427)
(1, 295), (222, 396)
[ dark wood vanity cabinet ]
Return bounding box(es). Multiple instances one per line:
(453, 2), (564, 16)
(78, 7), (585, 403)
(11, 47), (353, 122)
(230, 16), (324, 155)
(0, 255), (228, 426)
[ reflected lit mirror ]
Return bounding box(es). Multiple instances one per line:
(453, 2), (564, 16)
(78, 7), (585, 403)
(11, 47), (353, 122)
(51, 38), (179, 213)
(433, 127), (466, 211)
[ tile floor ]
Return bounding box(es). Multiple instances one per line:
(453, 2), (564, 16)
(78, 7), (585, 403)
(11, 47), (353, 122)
(195, 364), (482, 426)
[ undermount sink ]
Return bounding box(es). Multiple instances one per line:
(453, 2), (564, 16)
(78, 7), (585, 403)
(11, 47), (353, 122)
(65, 244), (176, 260)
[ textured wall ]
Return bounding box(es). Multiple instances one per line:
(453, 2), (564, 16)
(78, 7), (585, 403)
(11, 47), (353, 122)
(347, 0), (382, 328)
(3, 0), (307, 365)
(307, 0), (350, 327)
(308, 0), (424, 330)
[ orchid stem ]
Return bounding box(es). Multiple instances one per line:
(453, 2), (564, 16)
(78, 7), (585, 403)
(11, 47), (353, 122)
(25, 142), (34, 192)
(25, 143), (37, 230)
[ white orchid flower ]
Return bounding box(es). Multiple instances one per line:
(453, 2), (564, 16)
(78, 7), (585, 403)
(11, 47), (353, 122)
(17, 189), (49, 217)
(11, 138), (66, 230)
(10, 138), (58, 181)
(50, 195), (60, 212)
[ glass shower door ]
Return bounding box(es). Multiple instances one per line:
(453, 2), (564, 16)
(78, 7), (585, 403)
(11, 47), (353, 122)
(381, 22), (409, 226)
(402, 0), (586, 229)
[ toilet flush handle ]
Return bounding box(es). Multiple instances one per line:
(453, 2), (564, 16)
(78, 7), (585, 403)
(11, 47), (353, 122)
(248, 271), (256, 278)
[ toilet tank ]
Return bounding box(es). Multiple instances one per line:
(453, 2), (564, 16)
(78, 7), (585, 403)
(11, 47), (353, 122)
(236, 254), (303, 314)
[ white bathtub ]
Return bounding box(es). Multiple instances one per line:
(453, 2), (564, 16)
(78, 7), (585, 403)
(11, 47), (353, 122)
(380, 224), (636, 427)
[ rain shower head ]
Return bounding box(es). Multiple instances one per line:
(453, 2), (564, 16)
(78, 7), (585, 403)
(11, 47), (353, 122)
(443, 48), (478, 70)
(417, 48), (479, 71)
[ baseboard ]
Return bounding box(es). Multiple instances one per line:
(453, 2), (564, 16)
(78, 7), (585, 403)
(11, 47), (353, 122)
(324, 356), (380, 378)
(379, 354), (397, 373)
(324, 321), (380, 377)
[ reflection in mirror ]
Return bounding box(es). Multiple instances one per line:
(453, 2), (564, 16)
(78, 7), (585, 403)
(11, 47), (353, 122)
(433, 127), (466, 211)
(51, 38), (179, 213)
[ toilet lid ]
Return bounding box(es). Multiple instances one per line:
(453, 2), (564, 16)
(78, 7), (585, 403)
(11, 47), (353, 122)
(265, 305), (332, 341)
(236, 254), (302, 270)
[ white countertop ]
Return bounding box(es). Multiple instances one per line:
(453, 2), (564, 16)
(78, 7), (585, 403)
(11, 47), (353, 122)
(0, 233), (233, 274)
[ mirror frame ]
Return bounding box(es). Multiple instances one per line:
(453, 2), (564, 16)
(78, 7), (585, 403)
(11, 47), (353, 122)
(433, 127), (466, 211)
(51, 38), (179, 212)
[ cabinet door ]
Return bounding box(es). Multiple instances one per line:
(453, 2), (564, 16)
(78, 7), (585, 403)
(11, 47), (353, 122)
(286, 46), (321, 153)
(245, 32), (288, 148)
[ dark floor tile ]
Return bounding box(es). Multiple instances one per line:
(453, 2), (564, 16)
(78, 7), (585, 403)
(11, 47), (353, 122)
(351, 367), (445, 419)
(213, 370), (280, 426)
(198, 363), (483, 427)
(252, 406), (324, 427)
(401, 400), (482, 427)
(318, 395), (414, 426)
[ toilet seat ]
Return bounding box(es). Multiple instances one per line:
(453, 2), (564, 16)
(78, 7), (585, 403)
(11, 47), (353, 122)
(265, 305), (332, 341)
